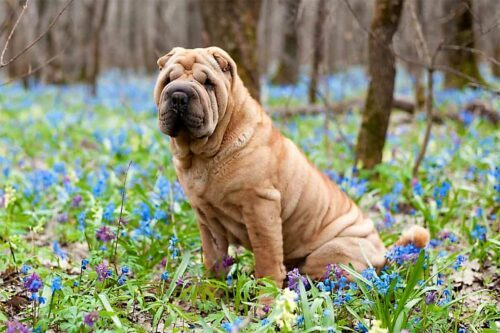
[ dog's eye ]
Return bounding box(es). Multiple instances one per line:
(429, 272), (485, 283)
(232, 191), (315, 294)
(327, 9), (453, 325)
(204, 78), (214, 89)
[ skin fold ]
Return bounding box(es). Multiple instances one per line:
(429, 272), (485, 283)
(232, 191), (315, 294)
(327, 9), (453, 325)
(154, 47), (429, 288)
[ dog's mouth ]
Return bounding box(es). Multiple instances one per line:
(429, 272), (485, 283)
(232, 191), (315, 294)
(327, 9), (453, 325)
(158, 83), (209, 138)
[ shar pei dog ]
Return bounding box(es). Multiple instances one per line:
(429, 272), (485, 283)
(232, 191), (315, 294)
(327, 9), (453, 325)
(153, 47), (429, 290)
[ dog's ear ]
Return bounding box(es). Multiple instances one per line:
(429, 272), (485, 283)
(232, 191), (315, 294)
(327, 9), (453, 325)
(157, 48), (179, 70)
(213, 52), (231, 73)
(207, 47), (236, 77)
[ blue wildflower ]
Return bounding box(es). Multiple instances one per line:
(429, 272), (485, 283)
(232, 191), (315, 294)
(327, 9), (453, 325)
(134, 202), (151, 221)
(21, 264), (31, 274)
(81, 259), (89, 270)
(438, 289), (452, 305)
(118, 275), (126, 286)
(386, 244), (422, 265)
(433, 181), (451, 209)
(355, 322), (368, 332)
(52, 241), (67, 260)
(383, 212), (395, 228)
(53, 162), (66, 175)
(453, 255), (466, 271)
(51, 276), (62, 292)
(77, 211), (87, 231)
(103, 202), (115, 222)
(261, 318), (270, 326)
(296, 315), (304, 326)
(154, 208), (168, 222)
(471, 224), (487, 241)
(161, 272), (169, 281)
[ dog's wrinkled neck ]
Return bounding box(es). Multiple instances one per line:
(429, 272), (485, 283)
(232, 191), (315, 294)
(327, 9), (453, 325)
(170, 78), (257, 169)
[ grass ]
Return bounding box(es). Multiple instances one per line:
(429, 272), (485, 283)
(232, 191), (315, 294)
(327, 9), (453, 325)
(0, 69), (498, 332)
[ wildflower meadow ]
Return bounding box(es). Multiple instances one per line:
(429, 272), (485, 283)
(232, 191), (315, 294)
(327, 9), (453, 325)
(0, 68), (498, 332)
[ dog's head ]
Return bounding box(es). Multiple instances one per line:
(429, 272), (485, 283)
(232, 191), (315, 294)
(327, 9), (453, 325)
(154, 47), (237, 139)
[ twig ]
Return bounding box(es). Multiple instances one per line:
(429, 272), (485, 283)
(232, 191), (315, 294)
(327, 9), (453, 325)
(112, 161), (133, 273)
(0, 41), (71, 86)
(441, 44), (500, 67)
(342, 0), (499, 95)
(410, 0), (442, 177)
(0, 0), (74, 69)
(315, 90), (355, 153)
(0, 0), (30, 66)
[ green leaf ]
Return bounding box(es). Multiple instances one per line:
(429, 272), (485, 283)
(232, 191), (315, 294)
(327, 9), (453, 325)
(98, 292), (123, 329)
(165, 250), (191, 300)
(298, 281), (313, 328)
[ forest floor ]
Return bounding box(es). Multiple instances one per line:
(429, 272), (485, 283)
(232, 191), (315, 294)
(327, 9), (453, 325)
(0, 68), (498, 332)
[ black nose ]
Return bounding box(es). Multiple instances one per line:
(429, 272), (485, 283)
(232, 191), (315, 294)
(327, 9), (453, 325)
(171, 91), (189, 110)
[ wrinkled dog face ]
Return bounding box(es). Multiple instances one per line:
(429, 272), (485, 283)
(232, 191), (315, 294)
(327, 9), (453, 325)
(154, 47), (233, 139)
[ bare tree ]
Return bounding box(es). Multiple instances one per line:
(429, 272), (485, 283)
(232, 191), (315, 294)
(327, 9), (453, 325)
(271, 0), (300, 85)
(355, 0), (404, 169)
(308, 0), (327, 104)
(200, 0), (262, 100)
(441, 0), (484, 89)
(89, 0), (109, 95)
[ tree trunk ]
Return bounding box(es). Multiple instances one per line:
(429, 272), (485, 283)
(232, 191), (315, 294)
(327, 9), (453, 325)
(200, 0), (262, 100)
(90, 0), (109, 95)
(441, 0), (484, 89)
(186, 0), (202, 48)
(355, 0), (404, 169)
(270, 0), (300, 85)
(492, 43), (500, 77)
(308, 0), (327, 104)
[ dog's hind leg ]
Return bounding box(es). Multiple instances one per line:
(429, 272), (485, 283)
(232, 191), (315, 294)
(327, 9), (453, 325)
(301, 232), (386, 279)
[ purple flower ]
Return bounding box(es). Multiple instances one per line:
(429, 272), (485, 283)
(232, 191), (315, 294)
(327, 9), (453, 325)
(287, 268), (309, 292)
(96, 226), (115, 242)
(72, 195), (83, 207)
(84, 311), (99, 327)
(95, 262), (112, 281)
(222, 255), (235, 270)
(384, 212), (395, 228)
(56, 212), (69, 223)
(325, 263), (344, 280)
(6, 321), (30, 333)
(23, 272), (43, 293)
(425, 291), (437, 305)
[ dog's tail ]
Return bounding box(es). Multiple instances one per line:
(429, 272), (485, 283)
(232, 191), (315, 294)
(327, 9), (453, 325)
(395, 225), (430, 248)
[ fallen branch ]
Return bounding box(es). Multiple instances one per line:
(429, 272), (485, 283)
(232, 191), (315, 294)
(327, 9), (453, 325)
(266, 99), (497, 125)
(267, 96), (414, 116)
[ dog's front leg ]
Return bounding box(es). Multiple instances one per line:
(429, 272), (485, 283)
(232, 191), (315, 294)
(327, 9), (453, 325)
(240, 188), (286, 287)
(197, 220), (228, 277)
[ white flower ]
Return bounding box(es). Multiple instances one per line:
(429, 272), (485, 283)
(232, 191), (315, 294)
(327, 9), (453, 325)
(368, 320), (388, 333)
(275, 288), (298, 330)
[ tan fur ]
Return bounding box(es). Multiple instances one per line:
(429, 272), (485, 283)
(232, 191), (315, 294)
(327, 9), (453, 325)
(154, 47), (428, 287)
